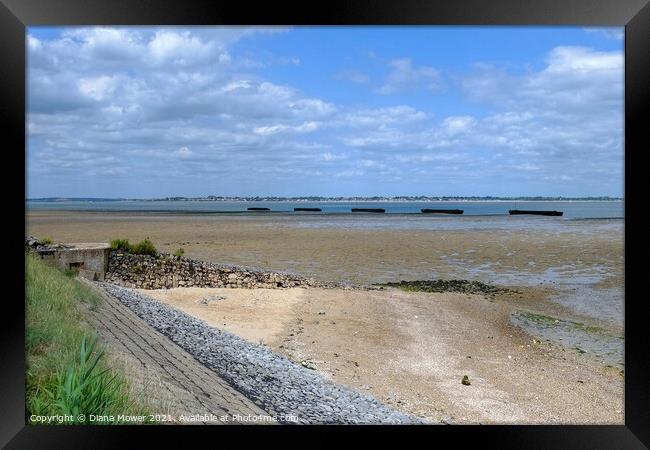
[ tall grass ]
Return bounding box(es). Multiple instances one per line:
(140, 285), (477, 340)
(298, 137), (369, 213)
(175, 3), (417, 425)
(25, 252), (151, 424)
(53, 335), (131, 419)
(130, 239), (156, 256)
(109, 238), (132, 252)
(110, 238), (157, 256)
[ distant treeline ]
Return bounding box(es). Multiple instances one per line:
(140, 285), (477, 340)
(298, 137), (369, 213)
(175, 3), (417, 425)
(29, 195), (623, 202)
(153, 195), (623, 201)
(27, 197), (127, 202)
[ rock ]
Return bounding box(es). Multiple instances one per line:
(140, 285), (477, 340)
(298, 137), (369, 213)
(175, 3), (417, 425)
(461, 375), (471, 386)
(301, 360), (318, 370)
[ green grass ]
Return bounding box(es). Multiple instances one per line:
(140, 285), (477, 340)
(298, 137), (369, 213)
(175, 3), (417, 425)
(26, 252), (152, 424)
(173, 248), (185, 257)
(130, 239), (156, 256)
(110, 238), (157, 256)
(41, 236), (54, 245)
(110, 238), (132, 252)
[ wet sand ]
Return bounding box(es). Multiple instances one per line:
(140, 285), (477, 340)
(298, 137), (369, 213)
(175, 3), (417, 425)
(26, 211), (624, 324)
(26, 210), (624, 423)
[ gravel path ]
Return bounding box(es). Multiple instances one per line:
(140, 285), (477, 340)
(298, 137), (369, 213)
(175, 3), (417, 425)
(98, 282), (424, 424)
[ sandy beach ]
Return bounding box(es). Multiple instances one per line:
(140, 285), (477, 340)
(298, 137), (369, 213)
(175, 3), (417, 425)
(26, 210), (624, 423)
(135, 286), (622, 424)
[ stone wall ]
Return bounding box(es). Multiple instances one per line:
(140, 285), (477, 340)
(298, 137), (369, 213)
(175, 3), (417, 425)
(105, 251), (329, 290)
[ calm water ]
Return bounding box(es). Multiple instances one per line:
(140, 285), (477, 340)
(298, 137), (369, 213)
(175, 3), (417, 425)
(26, 200), (624, 219)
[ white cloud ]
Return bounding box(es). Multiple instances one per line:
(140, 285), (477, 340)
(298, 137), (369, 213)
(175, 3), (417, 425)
(320, 152), (347, 161)
(462, 46), (623, 111)
(254, 121), (319, 136)
(27, 35), (41, 50)
(336, 45), (622, 191)
(543, 46), (622, 73)
(344, 106), (427, 127)
(335, 169), (364, 178)
(175, 146), (192, 158)
(376, 58), (443, 94)
(147, 30), (222, 66)
(583, 27), (624, 40)
(442, 116), (476, 136)
(61, 27), (146, 64)
(333, 69), (369, 84)
(78, 75), (119, 101)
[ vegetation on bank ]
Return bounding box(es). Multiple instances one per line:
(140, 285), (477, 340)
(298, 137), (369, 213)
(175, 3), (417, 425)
(25, 251), (152, 424)
(110, 238), (157, 256)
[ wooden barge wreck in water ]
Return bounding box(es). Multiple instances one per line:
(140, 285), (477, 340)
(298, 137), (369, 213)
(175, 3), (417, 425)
(508, 210), (563, 216)
(351, 208), (386, 213)
(421, 208), (464, 214)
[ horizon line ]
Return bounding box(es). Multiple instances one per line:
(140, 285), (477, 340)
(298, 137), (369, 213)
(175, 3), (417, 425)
(27, 195), (624, 201)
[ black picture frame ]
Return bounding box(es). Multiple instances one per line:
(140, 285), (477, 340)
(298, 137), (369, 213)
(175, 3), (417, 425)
(3, 0), (648, 447)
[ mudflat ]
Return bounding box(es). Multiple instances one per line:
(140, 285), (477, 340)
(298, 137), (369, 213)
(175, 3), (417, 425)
(25, 211), (622, 282)
(26, 211), (623, 323)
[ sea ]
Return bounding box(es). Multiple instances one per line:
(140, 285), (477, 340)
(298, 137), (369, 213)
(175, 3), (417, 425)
(25, 199), (624, 219)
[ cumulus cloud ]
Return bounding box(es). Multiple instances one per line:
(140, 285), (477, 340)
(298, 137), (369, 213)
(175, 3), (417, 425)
(147, 30), (224, 66)
(346, 46), (623, 193)
(462, 47), (623, 111)
(26, 28), (623, 197)
(442, 116), (476, 136)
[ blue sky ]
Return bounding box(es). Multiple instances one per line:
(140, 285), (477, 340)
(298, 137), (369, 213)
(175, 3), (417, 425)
(26, 26), (624, 198)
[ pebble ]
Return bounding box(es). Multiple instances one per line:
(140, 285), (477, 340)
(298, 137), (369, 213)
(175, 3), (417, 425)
(98, 282), (424, 425)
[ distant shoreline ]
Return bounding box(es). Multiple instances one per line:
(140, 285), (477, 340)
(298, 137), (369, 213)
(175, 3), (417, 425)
(25, 199), (625, 219)
(27, 198), (624, 203)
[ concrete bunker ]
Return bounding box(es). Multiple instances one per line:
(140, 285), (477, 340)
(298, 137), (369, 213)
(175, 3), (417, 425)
(36, 243), (111, 281)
